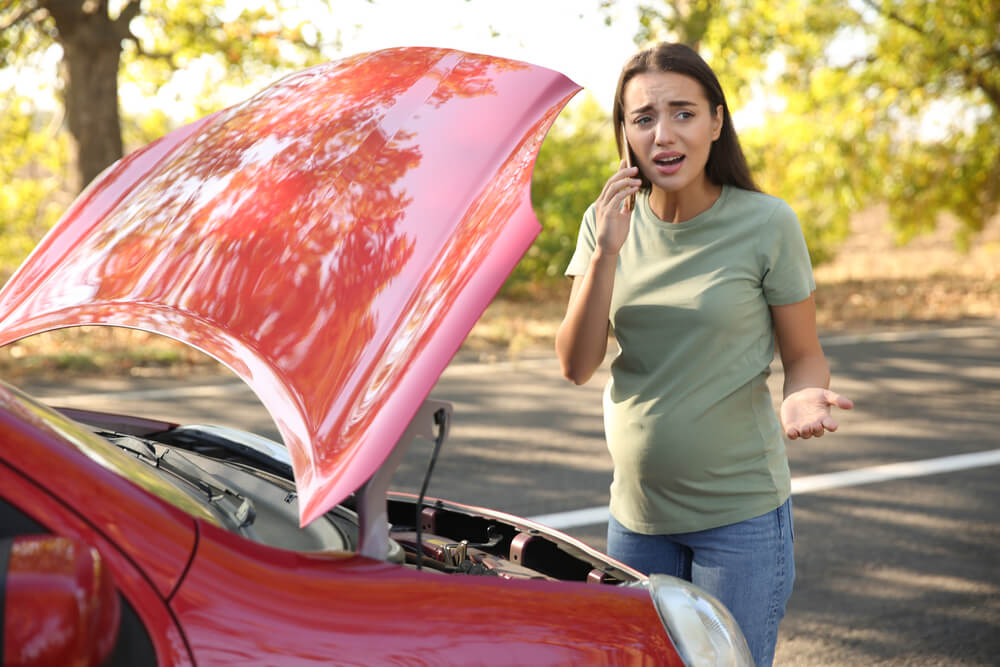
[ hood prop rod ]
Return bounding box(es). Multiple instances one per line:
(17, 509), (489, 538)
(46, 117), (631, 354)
(355, 399), (452, 562)
(414, 408), (448, 571)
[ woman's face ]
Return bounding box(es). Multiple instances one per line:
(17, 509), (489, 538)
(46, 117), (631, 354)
(622, 70), (722, 197)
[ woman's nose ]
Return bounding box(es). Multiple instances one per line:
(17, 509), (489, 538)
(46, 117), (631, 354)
(654, 121), (674, 145)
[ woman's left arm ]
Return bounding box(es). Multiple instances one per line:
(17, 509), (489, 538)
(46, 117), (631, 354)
(771, 294), (854, 440)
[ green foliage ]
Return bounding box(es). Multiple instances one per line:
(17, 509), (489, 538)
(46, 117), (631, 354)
(120, 0), (338, 122)
(506, 95), (619, 295)
(0, 95), (71, 279)
(606, 0), (998, 257)
(0, 0), (342, 278)
(1, 0), (340, 188)
(121, 108), (173, 154)
(3, 1), (995, 290)
(634, 0), (716, 45)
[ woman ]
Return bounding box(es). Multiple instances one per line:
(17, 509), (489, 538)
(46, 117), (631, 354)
(555, 43), (853, 666)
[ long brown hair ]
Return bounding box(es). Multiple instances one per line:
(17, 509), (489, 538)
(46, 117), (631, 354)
(613, 42), (759, 192)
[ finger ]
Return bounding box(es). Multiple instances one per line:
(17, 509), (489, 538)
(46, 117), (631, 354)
(617, 159), (638, 173)
(785, 427), (800, 440)
(794, 420), (825, 439)
(599, 173), (638, 205)
(609, 182), (639, 209)
(599, 168), (629, 201)
(825, 390), (854, 410)
(822, 416), (839, 432)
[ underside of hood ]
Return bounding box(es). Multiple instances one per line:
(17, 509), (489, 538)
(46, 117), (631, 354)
(0, 47), (580, 525)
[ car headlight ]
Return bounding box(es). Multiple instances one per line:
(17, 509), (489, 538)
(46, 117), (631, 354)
(647, 573), (753, 666)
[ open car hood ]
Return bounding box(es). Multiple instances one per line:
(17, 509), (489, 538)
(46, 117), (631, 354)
(0, 47), (579, 525)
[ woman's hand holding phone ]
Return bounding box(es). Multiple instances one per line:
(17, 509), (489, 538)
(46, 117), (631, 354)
(593, 125), (640, 256)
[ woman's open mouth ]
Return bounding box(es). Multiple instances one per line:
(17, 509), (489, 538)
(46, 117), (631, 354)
(653, 153), (685, 174)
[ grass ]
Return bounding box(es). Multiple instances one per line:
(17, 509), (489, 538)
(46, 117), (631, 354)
(810, 206), (1000, 331)
(0, 328), (211, 381)
(1, 207), (996, 378)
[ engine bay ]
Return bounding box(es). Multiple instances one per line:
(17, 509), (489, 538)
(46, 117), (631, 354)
(56, 405), (641, 587)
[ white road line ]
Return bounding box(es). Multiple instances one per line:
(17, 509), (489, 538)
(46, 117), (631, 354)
(528, 449), (1000, 530)
(34, 322), (998, 533)
(790, 449), (1000, 493)
(528, 506), (611, 530)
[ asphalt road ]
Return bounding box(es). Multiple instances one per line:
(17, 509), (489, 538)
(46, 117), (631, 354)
(23, 322), (1000, 666)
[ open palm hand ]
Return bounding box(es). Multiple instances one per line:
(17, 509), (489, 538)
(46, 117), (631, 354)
(780, 388), (853, 440)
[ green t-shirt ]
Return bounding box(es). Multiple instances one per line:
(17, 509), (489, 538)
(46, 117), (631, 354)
(565, 185), (815, 534)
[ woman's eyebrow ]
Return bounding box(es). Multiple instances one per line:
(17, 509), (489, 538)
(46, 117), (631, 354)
(628, 104), (656, 115)
(628, 100), (698, 115)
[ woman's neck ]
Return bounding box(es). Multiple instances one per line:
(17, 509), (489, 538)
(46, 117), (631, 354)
(648, 180), (723, 223)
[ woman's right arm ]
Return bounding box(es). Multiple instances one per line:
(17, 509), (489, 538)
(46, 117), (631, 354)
(555, 162), (638, 385)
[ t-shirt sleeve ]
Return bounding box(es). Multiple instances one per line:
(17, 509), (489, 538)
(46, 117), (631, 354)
(564, 203), (599, 277)
(760, 200), (816, 305)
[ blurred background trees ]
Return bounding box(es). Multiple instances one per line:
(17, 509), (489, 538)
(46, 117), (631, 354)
(0, 0), (337, 276)
(2, 0), (337, 189)
(1, 0), (996, 291)
(559, 0), (998, 268)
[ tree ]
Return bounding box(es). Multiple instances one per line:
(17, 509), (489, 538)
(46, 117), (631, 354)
(512, 94), (619, 294)
(0, 0), (341, 192)
(0, 95), (71, 280)
(603, 0), (998, 255)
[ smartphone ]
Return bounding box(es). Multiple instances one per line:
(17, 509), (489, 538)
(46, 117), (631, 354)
(620, 122), (635, 212)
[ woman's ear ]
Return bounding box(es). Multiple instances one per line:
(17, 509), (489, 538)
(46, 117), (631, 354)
(712, 104), (723, 141)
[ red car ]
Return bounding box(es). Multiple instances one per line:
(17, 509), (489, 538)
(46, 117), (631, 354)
(0, 47), (751, 666)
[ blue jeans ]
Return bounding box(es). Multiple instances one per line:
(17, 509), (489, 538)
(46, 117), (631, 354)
(607, 499), (795, 667)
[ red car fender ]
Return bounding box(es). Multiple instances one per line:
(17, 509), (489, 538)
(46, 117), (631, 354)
(171, 519), (679, 666)
(0, 390), (197, 599)
(0, 463), (193, 666)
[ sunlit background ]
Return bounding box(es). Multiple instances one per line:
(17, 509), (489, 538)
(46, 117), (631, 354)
(1, 0), (997, 295)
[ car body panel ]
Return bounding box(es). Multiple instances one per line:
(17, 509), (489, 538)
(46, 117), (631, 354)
(1, 457), (193, 665)
(171, 519), (676, 666)
(1, 387), (678, 665)
(0, 47), (719, 665)
(0, 47), (580, 526)
(3, 535), (120, 666)
(0, 383), (197, 600)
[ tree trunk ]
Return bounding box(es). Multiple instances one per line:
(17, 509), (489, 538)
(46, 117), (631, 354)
(47, 2), (124, 192)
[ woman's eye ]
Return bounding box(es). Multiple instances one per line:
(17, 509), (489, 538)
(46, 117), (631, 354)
(676, 111), (694, 120)
(634, 116), (652, 125)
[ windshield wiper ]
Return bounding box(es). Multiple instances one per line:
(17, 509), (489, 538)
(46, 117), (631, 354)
(110, 434), (256, 531)
(155, 448), (256, 529)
